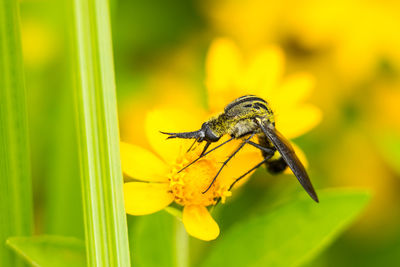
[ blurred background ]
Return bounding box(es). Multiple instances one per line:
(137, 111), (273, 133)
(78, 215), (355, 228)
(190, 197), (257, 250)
(21, 0), (400, 266)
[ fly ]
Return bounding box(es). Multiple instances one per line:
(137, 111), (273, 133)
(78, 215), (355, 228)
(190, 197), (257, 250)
(162, 95), (319, 202)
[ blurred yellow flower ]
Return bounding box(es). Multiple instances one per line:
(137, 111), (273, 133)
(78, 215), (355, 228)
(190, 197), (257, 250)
(21, 19), (60, 66)
(122, 38), (321, 241)
(205, 0), (400, 83)
(287, 0), (400, 81)
(205, 38), (322, 139)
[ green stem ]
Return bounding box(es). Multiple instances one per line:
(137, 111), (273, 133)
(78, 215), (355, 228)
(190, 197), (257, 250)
(70, 0), (130, 266)
(0, 0), (34, 267)
(175, 221), (189, 267)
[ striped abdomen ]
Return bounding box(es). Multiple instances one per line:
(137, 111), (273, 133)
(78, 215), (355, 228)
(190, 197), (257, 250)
(224, 95), (273, 114)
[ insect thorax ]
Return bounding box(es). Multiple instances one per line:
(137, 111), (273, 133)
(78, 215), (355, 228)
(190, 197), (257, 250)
(207, 95), (275, 139)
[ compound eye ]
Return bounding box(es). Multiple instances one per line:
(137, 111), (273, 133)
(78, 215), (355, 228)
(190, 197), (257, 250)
(204, 126), (220, 142)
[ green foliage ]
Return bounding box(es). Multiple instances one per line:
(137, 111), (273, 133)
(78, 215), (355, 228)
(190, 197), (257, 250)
(377, 131), (400, 175)
(200, 189), (370, 267)
(113, 0), (202, 55)
(0, 0), (33, 266)
(308, 230), (400, 267)
(7, 236), (86, 267)
(43, 94), (83, 238)
(35, 1), (84, 238)
(70, 0), (130, 266)
(129, 211), (178, 267)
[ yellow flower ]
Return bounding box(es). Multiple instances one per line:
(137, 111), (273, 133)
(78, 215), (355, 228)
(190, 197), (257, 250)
(122, 108), (258, 241)
(122, 38), (321, 241)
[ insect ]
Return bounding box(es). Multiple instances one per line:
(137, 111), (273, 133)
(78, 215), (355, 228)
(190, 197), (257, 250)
(162, 95), (319, 202)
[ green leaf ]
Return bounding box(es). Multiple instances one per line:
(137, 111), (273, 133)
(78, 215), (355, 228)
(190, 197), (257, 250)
(7, 236), (86, 267)
(201, 189), (370, 267)
(0, 0), (33, 266)
(306, 230), (400, 267)
(129, 211), (179, 267)
(376, 131), (400, 175)
(69, 0), (131, 266)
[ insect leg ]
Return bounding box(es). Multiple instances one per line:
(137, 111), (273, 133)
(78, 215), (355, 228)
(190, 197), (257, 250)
(246, 140), (275, 156)
(202, 133), (255, 193)
(226, 140), (277, 192)
(178, 137), (235, 173)
(228, 157), (269, 191)
(214, 157), (269, 205)
(200, 142), (211, 157)
(247, 140), (287, 173)
(186, 138), (199, 152)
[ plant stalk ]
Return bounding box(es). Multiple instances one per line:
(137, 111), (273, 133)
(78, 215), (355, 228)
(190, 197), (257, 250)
(0, 0), (34, 266)
(70, 0), (131, 265)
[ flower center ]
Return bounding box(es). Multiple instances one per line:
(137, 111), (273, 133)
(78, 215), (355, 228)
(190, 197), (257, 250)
(168, 151), (232, 206)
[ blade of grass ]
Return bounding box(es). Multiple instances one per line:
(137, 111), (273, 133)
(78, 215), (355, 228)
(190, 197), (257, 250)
(43, 1), (83, 238)
(0, 0), (34, 266)
(69, 0), (130, 266)
(44, 84), (84, 238)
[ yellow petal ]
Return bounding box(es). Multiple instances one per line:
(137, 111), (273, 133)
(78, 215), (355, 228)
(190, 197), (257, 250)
(276, 104), (322, 139)
(210, 136), (242, 159)
(208, 136), (266, 189)
(124, 182), (174, 215)
(145, 108), (206, 163)
(120, 142), (169, 182)
(120, 86), (199, 149)
(205, 38), (242, 111)
(244, 46), (284, 97)
(270, 73), (315, 109)
(182, 205), (220, 241)
(219, 149), (264, 189)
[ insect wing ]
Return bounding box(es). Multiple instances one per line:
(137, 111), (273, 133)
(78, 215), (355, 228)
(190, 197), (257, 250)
(259, 121), (319, 202)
